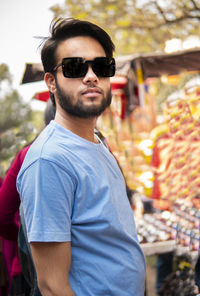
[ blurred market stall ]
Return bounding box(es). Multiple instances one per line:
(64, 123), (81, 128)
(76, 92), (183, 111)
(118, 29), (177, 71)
(21, 48), (200, 295)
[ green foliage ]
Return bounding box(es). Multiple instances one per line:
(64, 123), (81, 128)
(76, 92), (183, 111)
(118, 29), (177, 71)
(0, 90), (31, 133)
(50, 0), (200, 55)
(0, 64), (35, 177)
(31, 110), (45, 133)
(0, 64), (12, 84)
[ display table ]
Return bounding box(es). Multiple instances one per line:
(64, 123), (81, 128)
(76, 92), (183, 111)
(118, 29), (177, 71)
(141, 240), (199, 261)
(141, 240), (176, 256)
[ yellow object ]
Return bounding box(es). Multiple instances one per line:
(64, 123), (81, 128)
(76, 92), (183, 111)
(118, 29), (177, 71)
(150, 124), (169, 142)
(136, 68), (144, 84)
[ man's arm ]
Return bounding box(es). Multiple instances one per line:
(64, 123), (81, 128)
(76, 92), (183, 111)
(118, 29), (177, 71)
(30, 241), (75, 296)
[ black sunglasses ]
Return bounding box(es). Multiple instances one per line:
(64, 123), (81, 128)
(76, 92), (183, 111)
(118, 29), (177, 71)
(53, 57), (116, 78)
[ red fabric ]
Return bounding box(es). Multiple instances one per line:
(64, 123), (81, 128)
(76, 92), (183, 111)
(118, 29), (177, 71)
(151, 143), (161, 168)
(121, 93), (127, 119)
(0, 145), (30, 278)
(110, 76), (127, 90)
(33, 91), (49, 102)
(151, 174), (161, 200)
(0, 145), (30, 240)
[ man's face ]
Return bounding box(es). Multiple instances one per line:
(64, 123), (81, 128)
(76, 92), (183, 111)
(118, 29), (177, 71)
(53, 36), (112, 118)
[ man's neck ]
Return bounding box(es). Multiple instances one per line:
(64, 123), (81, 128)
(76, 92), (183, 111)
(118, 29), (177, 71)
(54, 111), (98, 143)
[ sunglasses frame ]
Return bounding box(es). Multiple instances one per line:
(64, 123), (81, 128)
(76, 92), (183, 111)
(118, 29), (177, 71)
(53, 57), (116, 78)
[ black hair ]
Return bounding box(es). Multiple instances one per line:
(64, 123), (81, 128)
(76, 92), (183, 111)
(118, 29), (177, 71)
(41, 17), (115, 73)
(44, 99), (56, 125)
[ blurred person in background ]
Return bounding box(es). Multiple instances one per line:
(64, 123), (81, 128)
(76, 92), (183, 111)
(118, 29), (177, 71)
(195, 255), (200, 293)
(0, 99), (56, 296)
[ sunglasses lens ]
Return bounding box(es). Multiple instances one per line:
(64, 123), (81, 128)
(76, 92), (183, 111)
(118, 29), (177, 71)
(62, 58), (87, 78)
(93, 58), (115, 77)
(61, 57), (115, 78)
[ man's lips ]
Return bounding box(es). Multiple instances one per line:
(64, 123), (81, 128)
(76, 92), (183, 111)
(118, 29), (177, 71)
(82, 88), (102, 97)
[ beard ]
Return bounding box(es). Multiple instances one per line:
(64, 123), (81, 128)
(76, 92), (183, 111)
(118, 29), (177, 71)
(55, 80), (112, 118)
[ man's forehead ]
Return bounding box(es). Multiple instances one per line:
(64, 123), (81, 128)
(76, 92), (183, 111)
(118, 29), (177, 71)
(56, 36), (106, 60)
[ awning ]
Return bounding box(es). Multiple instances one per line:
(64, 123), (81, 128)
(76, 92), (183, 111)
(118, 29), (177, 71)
(21, 48), (200, 83)
(115, 48), (200, 79)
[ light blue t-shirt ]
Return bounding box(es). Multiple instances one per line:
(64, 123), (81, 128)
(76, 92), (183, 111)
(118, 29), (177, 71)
(17, 121), (146, 296)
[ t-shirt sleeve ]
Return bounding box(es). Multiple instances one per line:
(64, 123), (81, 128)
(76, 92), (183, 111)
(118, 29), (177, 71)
(18, 158), (75, 243)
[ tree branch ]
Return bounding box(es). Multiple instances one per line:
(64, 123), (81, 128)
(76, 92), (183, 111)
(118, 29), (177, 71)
(190, 0), (200, 10)
(116, 13), (200, 32)
(164, 14), (200, 25)
(153, 1), (167, 22)
(145, 1), (200, 28)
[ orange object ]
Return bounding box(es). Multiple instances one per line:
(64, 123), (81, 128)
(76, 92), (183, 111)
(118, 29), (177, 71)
(153, 199), (171, 211)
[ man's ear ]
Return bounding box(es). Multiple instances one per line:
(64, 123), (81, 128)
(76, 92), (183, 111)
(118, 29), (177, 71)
(44, 72), (56, 94)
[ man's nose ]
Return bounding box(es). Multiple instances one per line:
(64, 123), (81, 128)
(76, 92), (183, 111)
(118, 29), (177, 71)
(82, 65), (99, 84)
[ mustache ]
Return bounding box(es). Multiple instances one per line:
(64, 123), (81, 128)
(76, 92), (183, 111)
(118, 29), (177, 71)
(81, 85), (104, 96)
(82, 85), (103, 91)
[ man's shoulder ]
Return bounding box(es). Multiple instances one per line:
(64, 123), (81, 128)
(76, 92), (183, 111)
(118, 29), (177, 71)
(17, 123), (79, 179)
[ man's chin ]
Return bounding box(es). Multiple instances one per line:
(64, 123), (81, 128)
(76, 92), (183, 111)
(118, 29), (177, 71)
(82, 95), (103, 103)
(68, 104), (108, 118)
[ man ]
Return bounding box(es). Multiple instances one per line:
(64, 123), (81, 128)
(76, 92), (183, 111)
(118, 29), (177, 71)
(17, 18), (145, 296)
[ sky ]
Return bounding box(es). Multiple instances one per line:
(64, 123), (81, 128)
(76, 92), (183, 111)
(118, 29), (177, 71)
(0, 0), (64, 110)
